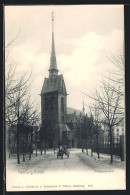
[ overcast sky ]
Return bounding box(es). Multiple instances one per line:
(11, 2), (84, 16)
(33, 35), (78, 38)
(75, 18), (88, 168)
(5, 5), (124, 113)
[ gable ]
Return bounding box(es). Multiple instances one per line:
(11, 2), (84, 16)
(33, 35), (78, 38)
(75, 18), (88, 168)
(41, 74), (67, 95)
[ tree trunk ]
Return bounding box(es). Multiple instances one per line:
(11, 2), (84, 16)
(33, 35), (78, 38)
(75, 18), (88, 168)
(44, 131), (47, 154)
(36, 143), (37, 157)
(44, 144), (46, 154)
(31, 132), (33, 154)
(44, 139), (47, 154)
(26, 133), (28, 153)
(29, 151), (31, 160)
(82, 139), (84, 153)
(40, 141), (43, 155)
(35, 130), (38, 157)
(120, 135), (125, 161)
(91, 136), (93, 157)
(110, 128), (113, 164)
(86, 139), (88, 155)
(86, 148), (88, 155)
(28, 142), (32, 160)
(17, 131), (20, 164)
(41, 149), (43, 155)
(29, 143), (31, 160)
(97, 134), (100, 159)
(9, 130), (11, 159)
(23, 141), (25, 162)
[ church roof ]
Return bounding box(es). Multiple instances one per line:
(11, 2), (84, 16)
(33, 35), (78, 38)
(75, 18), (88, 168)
(66, 113), (75, 123)
(67, 107), (81, 115)
(41, 74), (67, 94)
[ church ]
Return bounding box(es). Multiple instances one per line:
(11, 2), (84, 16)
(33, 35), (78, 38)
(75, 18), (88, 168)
(40, 12), (83, 149)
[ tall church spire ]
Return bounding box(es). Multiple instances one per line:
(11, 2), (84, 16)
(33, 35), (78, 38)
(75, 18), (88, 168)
(49, 11), (58, 77)
(82, 99), (85, 115)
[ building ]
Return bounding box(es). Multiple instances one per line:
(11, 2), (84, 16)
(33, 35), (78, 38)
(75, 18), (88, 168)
(7, 124), (38, 155)
(40, 12), (79, 148)
(113, 118), (125, 143)
(103, 117), (125, 144)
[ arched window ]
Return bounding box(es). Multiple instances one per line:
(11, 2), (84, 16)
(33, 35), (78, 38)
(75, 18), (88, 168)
(61, 97), (64, 112)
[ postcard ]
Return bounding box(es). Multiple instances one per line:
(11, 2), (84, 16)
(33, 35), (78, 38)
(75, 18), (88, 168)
(5, 5), (125, 191)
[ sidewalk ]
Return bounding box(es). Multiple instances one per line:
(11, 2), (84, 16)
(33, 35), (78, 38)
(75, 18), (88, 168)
(82, 149), (125, 170)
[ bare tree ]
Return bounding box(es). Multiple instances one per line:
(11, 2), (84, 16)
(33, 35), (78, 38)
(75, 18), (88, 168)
(83, 114), (90, 155)
(5, 33), (42, 163)
(20, 98), (40, 161)
(10, 75), (31, 163)
(5, 28), (21, 49)
(88, 114), (94, 157)
(81, 76), (123, 164)
(6, 71), (41, 164)
(5, 33), (38, 164)
(91, 104), (102, 159)
(75, 114), (86, 153)
(106, 51), (124, 110)
(75, 113), (95, 155)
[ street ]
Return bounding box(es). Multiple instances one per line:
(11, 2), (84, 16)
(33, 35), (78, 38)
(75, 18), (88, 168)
(6, 148), (125, 173)
(6, 149), (126, 191)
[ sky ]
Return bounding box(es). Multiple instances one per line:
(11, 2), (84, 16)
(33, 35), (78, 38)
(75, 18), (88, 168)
(5, 5), (124, 113)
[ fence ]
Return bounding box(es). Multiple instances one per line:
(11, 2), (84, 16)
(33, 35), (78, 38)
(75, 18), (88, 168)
(96, 143), (121, 156)
(93, 135), (125, 161)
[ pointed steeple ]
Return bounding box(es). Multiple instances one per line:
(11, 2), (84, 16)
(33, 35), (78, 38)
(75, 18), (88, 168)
(49, 11), (58, 77)
(82, 99), (85, 115)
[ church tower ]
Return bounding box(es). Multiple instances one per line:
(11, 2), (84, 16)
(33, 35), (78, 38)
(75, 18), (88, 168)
(41, 12), (67, 148)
